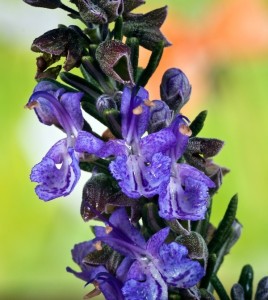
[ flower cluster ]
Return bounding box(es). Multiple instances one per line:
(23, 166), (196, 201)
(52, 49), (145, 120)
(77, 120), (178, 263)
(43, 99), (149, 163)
(23, 0), (266, 299)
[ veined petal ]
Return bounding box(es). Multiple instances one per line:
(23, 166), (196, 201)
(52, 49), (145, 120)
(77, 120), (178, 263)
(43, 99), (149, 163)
(158, 164), (215, 220)
(94, 208), (146, 257)
(109, 152), (171, 198)
(98, 139), (128, 157)
(75, 131), (105, 155)
(27, 90), (81, 136)
(71, 240), (95, 266)
(169, 115), (190, 160)
(146, 227), (170, 258)
(157, 242), (204, 288)
(121, 86), (150, 142)
(140, 128), (176, 159)
(179, 163), (216, 188)
(122, 270), (167, 300)
(60, 91), (84, 132)
(30, 139), (80, 201)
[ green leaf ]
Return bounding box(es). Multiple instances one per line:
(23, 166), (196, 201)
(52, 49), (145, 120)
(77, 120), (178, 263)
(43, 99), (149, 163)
(208, 194), (238, 254)
(136, 41), (164, 87)
(238, 264), (254, 300)
(211, 274), (230, 300)
(60, 72), (100, 99)
(190, 110), (208, 136)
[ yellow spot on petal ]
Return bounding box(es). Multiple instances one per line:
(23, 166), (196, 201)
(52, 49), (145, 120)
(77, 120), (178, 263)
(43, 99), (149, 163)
(133, 105), (143, 115)
(105, 225), (113, 234)
(25, 100), (39, 110)
(179, 124), (192, 136)
(93, 241), (102, 251)
(144, 99), (155, 107)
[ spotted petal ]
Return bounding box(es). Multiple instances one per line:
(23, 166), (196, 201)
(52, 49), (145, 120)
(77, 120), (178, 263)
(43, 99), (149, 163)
(158, 164), (215, 220)
(109, 152), (171, 198)
(30, 139), (80, 201)
(157, 242), (205, 288)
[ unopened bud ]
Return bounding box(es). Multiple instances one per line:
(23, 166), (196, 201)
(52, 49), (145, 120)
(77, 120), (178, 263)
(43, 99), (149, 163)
(148, 100), (172, 133)
(160, 68), (191, 111)
(96, 94), (118, 114)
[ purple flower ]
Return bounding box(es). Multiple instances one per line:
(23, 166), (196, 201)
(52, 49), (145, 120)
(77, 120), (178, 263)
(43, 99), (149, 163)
(26, 81), (84, 200)
(66, 240), (124, 300)
(94, 208), (205, 299)
(158, 116), (215, 220)
(75, 86), (176, 198)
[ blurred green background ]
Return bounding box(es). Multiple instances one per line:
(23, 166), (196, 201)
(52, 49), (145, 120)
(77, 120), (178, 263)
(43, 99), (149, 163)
(1, 0), (268, 299)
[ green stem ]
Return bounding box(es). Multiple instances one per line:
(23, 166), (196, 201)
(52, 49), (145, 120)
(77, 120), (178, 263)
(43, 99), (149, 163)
(136, 41), (164, 87)
(126, 37), (139, 81)
(114, 16), (123, 41)
(211, 274), (230, 300)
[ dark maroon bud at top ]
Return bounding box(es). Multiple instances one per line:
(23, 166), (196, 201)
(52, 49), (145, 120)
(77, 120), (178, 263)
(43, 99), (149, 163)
(23, 0), (61, 9)
(123, 0), (145, 14)
(31, 27), (86, 71)
(123, 6), (170, 51)
(160, 68), (192, 111)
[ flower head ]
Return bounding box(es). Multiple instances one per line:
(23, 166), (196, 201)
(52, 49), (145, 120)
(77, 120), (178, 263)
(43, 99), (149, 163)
(158, 116), (215, 220)
(26, 81), (84, 200)
(94, 208), (205, 299)
(75, 86), (176, 199)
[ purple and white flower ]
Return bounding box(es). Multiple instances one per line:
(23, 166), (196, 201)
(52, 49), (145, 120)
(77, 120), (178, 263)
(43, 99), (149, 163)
(94, 208), (205, 299)
(75, 86), (176, 199)
(26, 81), (84, 201)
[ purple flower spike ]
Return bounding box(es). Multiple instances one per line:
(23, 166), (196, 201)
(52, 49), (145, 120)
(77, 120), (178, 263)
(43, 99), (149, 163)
(94, 209), (205, 299)
(26, 81), (84, 200)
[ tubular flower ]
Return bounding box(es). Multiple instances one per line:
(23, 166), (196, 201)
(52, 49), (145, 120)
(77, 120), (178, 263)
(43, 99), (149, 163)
(66, 240), (124, 300)
(94, 208), (205, 299)
(158, 116), (216, 220)
(75, 86), (176, 198)
(26, 81), (84, 201)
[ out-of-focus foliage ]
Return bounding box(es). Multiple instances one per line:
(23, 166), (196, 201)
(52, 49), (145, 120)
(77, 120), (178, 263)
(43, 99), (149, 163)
(1, 0), (268, 299)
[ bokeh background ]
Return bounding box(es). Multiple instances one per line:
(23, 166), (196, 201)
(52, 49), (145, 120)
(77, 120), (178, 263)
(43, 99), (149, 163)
(1, 0), (268, 299)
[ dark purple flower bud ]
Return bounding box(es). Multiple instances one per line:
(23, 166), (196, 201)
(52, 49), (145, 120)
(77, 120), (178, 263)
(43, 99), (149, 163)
(31, 27), (86, 71)
(96, 94), (118, 114)
(231, 283), (245, 300)
(184, 137), (225, 171)
(256, 276), (268, 300)
(148, 100), (172, 133)
(71, 0), (123, 24)
(23, 0), (61, 9)
(96, 40), (134, 85)
(160, 68), (192, 111)
(188, 137), (224, 158)
(71, 0), (106, 24)
(123, 6), (171, 51)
